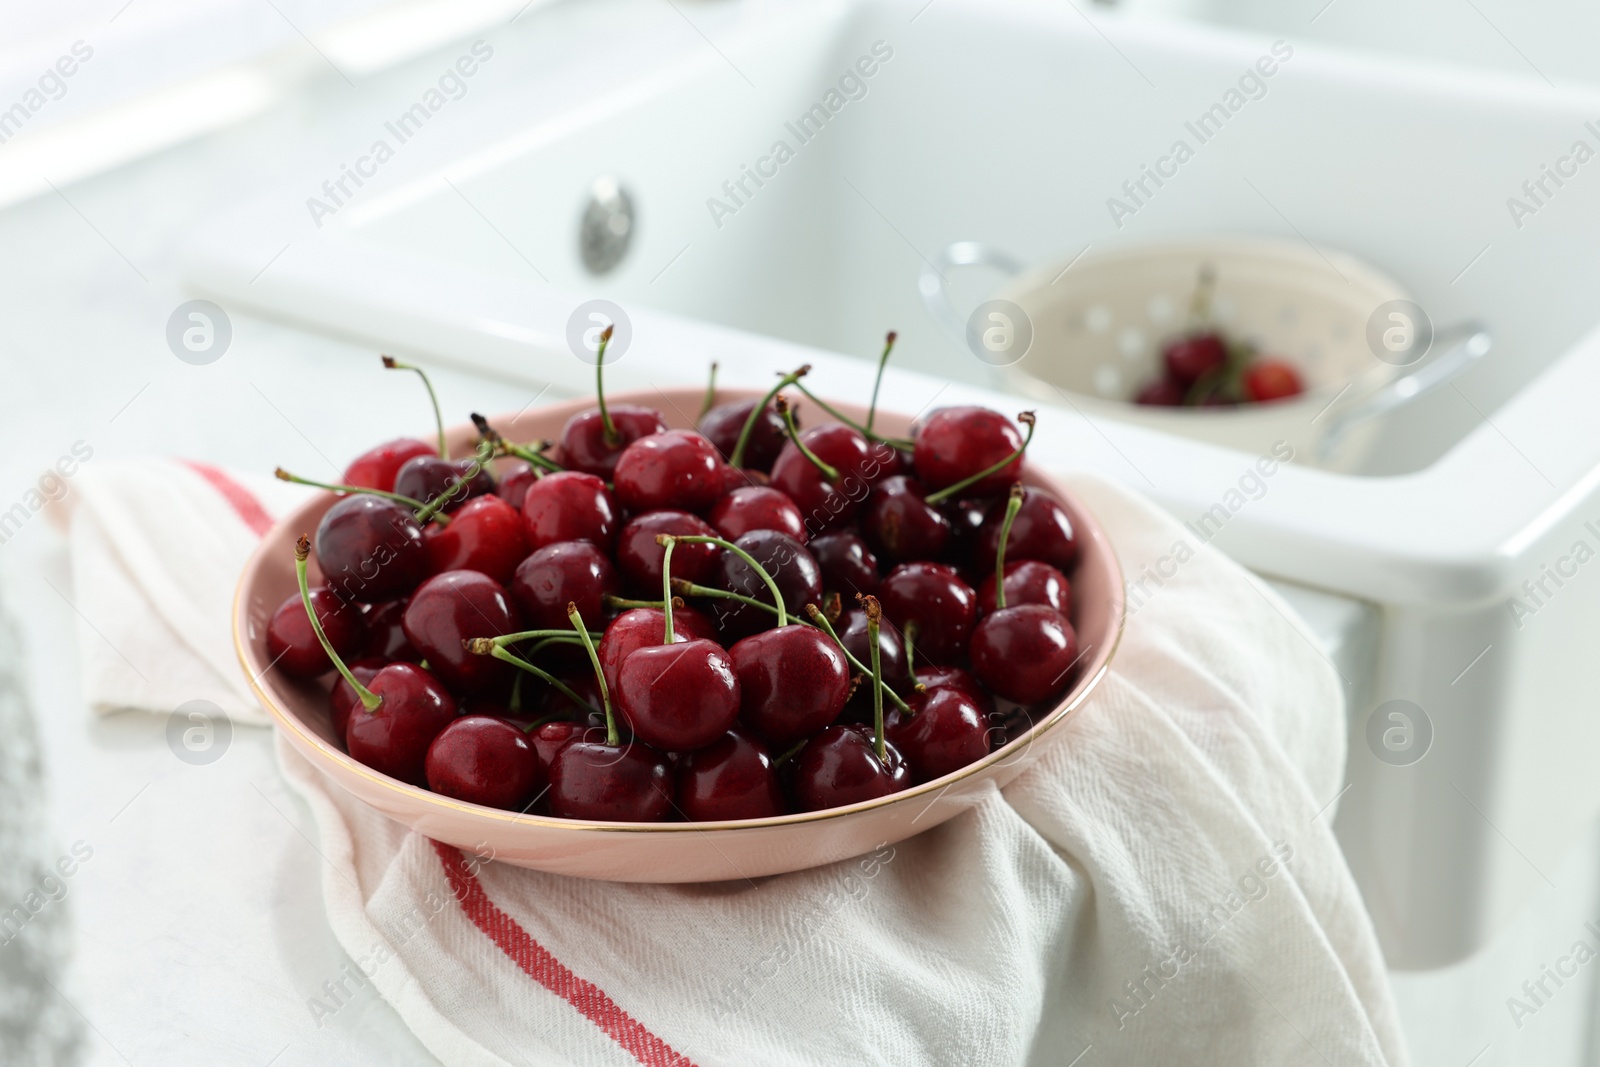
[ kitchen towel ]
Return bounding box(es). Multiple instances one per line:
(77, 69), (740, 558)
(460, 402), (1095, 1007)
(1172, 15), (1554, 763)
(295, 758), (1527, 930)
(62, 457), (1409, 1067)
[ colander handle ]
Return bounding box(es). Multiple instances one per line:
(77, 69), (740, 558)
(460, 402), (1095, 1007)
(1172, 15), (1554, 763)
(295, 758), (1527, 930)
(919, 242), (1027, 349)
(1317, 323), (1492, 461)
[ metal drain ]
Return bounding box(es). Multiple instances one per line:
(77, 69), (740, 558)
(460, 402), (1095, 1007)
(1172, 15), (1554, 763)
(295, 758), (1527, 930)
(579, 177), (634, 275)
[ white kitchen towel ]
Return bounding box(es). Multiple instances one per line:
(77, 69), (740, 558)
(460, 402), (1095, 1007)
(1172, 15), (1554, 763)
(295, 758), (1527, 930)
(62, 459), (1409, 1067)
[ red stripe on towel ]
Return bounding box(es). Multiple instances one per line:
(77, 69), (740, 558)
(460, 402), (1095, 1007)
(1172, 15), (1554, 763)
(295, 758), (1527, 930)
(431, 840), (698, 1067)
(180, 460), (275, 536)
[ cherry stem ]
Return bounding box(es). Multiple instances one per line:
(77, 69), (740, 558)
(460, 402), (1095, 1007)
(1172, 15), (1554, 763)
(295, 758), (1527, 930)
(699, 362), (718, 421)
(790, 380), (914, 450)
(861, 595), (886, 760)
(773, 739), (807, 768)
(923, 412), (1036, 504)
(567, 602), (616, 746)
(294, 535), (379, 711)
(804, 603), (910, 712)
(774, 395), (838, 483)
(658, 537), (678, 644)
(475, 642), (601, 719)
(730, 365), (810, 468)
(669, 535), (786, 627)
(671, 579), (780, 618)
(414, 440), (494, 525)
(274, 468), (438, 517)
(994, 483), (1025, 610)
(903, 620), (921, 688)
(382, 355), (447, 458)
(509, 670), (524, 712)
(477, 629), (603, 646)
(1189, 262), (1217, 325)
(866, 331), (896, 435)
(471, 414), (562, 472)
(595, 324), (617, 447)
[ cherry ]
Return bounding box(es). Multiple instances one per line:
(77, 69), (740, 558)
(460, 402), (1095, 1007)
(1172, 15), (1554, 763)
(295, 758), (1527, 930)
(511, 541), (618, 630)
(808, 531), (880, 596)
(915, 665), (990, 709)
(1135, 377), (1186, 406)
(314, 495), (429, 604)
(361, 599), (417, 662)
(977, 560), (1071, 618)
(975, 488), (1077, 573)
(885, 686), (992, 783)
(402, 570), (522, 694)
(393, 453), (496, 515)
(330, 657), (385, 740)
(770, 414), (878, 532)
(699, 398), (789, 472)
(715, 464), (769, 496)
(710, 486), (806, 544)
(267, 586), (366, 678)
(709, 529), (822, 638)
(495, 460), (539, 511)
(877, 562), (976, 663)
(597, 606), (716, 697)
(971, 604), (1079, 705)
(1163, 332), (1227, 385)
(836, 607), (908, 689)
(531, 720), (588, 769)
(423, 493), (529, 585)
(520, 471), (619, 552)
(613, 430), (724, 514)
(677, 727), (787, 821)
(557, 403), (666, 480)
(424, 715), (546, 810)
(343, 438), (436, 493)
(912, 407), (1025, 497)
(940, 496), (994, 575)
(863, 475), (950, 563)
(1243, 358), (1304, 402)
(790, 724), (910, 811)
(615, 511), (721, 593)
(731, 624), (850, 747)
(536, 670), (607, 725)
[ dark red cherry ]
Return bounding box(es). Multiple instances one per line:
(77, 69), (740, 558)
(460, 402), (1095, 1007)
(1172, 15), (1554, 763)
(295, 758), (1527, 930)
(530, 720), (588, 768)
(915, 665), (991, 709)
(971, 605), (1079, 705)
(424, 715), (546, 810)
(715, 464), (770, 497)
(1135, 377), (1186, 406)
(315, 495), (429, 604)
(613, 430), (724, 514)
(330, 657), (385, 740)
(730, 625), (851, 746)
(267, 586), (366, 678)
(790, 724), (910, 812)
(885, 687), (991, 783)
(616, 639), (741, 751)
(877, 562), (977, 664)
(557, 403), (666, 480)
(710, 486), (806, 543)
(520, 471), (619, 552)
(423, 494), (529, 586)
(835, 608), (909, 723)
(597, 606), (717, 696)
(615, 511), (722, 593)
(710, 530), (823, 638)
(913, 407), (1023, 497)
(977, 560), (1071, 618)
(344, 662), (458, 786)
(863, 476), (951, 563)
(361, 599), (417, 662)
(808, 531), (880, 596)
(547, 736), (673, 822)
(511, 541), (619, 630)
(940, 497), (994, 571)
(537, 672), (607, 724)
(393, 454), (495, 514)
(495, 460), (538, 511)
(677, 727), (787, 821)
(343, 438), (436, 493)
(699, 398), (790, 472)
(769, 423), (877, 532)
(1163, 332), (1227, 385)
(401, 570), (521, 694)
(975, 488), (1077, 573)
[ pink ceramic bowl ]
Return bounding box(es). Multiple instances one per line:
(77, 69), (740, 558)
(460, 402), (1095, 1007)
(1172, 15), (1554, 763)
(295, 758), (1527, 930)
(234, 389), (1124, 882)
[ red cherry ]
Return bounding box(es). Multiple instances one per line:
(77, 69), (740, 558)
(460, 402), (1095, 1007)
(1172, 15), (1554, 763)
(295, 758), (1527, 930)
(790, 724), (910, 811)
(547, 736), (673, 822)
(1163, 332), (1227, 385)
(837, 608), (909, 689)
(730, 624), (851, 746)
(885, 687), (992, 783)
(557, 403), (666, 480)
(511, 541), (619, 630)
(423, 494), (529, 586)
(708, 530), (822, 639)
(863, 475), (951, 563)
(699, 398), (791, 472)
(975, 488), (1077, 574)
(331, 658), (385, 740)
(616, 638), (741, 751)
(970, 605), (1079, 705)
(530, 720), (587, 769)
(1243, 358), (1304, 402)
(267, 586), (366, 678)
(710, 486), (806, 543)
(613, 430), (724, 514)
(677, 727), (787, 821)
(614, 511), (721, 593)
(343, 438), (436, 493)
(808, 531), (881, 596)
(401, 571), (522, 695)
(597, 606), (717, 697)
(1135, 377), (1187, 406)
(393, 455), (495, 514)
(715, 465), (770, 497)
(915, 665), (991, 709)
(495, 460), (538, 511)
(314, 495), (429, 604)
(424, 715), (546, 810)
(770, 424), (883, 531)
(344, 662), (459, 786)
(877, 562), (976, 664)
(361, 599), (417, 662)
(977, 560), (1071, 618)
(912, 407), (1023, 497)
(520, 471), (619, 552)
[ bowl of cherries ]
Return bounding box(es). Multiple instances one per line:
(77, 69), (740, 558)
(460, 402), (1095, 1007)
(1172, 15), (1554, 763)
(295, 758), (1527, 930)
(235, 339), (1125, 882)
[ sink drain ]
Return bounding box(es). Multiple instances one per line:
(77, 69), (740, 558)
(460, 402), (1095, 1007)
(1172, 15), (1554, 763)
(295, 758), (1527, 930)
(579, 177), (634, 275)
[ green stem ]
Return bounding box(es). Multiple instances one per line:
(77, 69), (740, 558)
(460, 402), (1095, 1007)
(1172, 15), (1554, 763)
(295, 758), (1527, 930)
(275, 469), (431, 512)
(903, 620), (921, 688)
(567, 603), (616, 746)
(775, 394), (838, 483)
(923, 413), (1037, 504)
(671, 580), (783, 618)
(994, 484), (1025, 610)
(671, 535), (786, 627)
(471, 414), (563, 472)
(481, 629), (604, 646)
(659, 538), (678, 644)
(804, 603), (910, 712)
(294, 536), (379, 711)
(509, 670), (524, 712)
(699, 362), (718, 421)
(866, 331), (896, 434)
(773, 739), (807, 767)
(791, 380), (914, 450)
(382, 355), (446, 458)
(865, 596), (885, 760)
(477, 643), (601, 719)
(415, 440), (494, 525)
(604, 594), (668, 611)
(730, 365), (810, 468)
(595, 324), (617, 446)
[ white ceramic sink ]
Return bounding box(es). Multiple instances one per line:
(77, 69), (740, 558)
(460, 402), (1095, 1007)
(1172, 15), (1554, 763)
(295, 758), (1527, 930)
(184, 0), (1600, 972)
